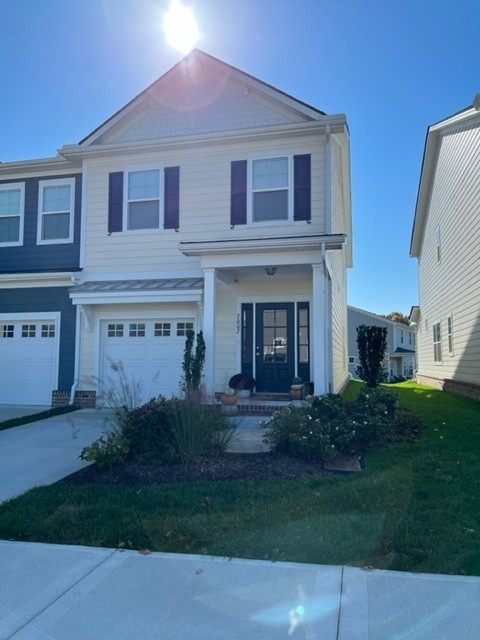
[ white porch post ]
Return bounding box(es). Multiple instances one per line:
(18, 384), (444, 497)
(202, 268), (216, 398)
(312, 263), (327, 395)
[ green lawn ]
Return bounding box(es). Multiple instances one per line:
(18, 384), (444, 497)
(0, 381), (479, 575)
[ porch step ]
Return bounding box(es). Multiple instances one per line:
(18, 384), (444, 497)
(214, 393), (296, 416)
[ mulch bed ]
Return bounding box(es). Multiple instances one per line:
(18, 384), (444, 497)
(59, 453), (336, 485)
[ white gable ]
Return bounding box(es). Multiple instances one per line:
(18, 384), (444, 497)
(82, 50), (322, 146)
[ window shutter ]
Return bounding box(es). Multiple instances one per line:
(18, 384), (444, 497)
(294, 154), (311, 222)
(164, 166), (180, 230)
(108, 172), (123, 233)
(230, 160), (247, 226)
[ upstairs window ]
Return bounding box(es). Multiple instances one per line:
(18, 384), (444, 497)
(0, 183), (24, 246)
(38, 178), (74, 244)
(433, 322), (442, 363)
(447, 315), (454, 355)
(126, 169), (161, 230)
(252, 157), (289, 222)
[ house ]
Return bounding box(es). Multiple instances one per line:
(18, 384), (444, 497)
(410, 94), (480, 400)
(0, 50), (353, 406)
(347, 306), (416, 381)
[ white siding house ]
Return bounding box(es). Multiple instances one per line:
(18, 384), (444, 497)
(347, 306), (416, 381)
(410, 95), (480, 400)
(1, 49), (353, 405)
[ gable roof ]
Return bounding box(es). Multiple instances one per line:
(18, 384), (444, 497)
(78, 49), (328, 147)
(410, 95), (480, 257)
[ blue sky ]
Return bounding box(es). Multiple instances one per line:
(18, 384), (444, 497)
(1, 0), (479, 316)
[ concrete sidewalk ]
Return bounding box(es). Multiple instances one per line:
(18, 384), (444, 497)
(0, 541), (478, 639)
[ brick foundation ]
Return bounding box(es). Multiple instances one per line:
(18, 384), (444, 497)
(415, 375), (480, 402)
(52, 390), (97, 408)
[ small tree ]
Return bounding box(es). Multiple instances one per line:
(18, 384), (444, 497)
(182, 329), (206, 397)
(355, 325), (388, 387)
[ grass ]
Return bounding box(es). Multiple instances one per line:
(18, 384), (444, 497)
(0, 405), (78, 432)
(0, 381), (479, 575)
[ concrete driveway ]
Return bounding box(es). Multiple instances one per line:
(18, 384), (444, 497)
(0, 408), (108, 502)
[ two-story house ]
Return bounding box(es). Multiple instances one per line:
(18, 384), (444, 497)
(0, 50), (352, 406)
(410, 94), (480, 400)
(347, 306), (416, 381)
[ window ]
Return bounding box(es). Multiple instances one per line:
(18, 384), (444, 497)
(177, 322), (194, 336)
(107, 324), (124, 337)
(154, 322), (171, 337)
(1, 325), (14, 338)
(251, 156), (290, 222)
(38, 178), (74, 244)
(129, 323), (145, 337)
(433, 322), (442, 362)
(400, 330), (404, 344)
(447, 315), (454, 355)
(22, 324), (36, 338)
(0, 183), (24, 246)
(435, 226), (442, 262)
(126, 168), (161, 230)
(349, 356), (356, 365)
(41, 324), (55, 338)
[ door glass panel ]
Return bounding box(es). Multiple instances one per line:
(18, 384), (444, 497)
(262, 309), (288, 363)
(298, 307), (309, 364)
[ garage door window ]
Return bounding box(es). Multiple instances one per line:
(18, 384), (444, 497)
(41, 324), (55, 338)
(22, 324), (36, 338)
(155, 322), (171, 336)
(129, 323), (146, 337)
(1, 325), (14, 338)
(108, 324), (124, 337)
(177, 322), (194, 336)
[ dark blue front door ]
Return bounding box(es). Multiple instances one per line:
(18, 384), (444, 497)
(255, 303), (294, 393)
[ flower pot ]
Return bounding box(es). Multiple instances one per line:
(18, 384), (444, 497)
(221, 392), (237, 405)
(289, 384), (303, 400)
(220, 403), (238, 416)
(236, 389), (251, 399)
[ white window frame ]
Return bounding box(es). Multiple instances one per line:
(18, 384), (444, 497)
(447, 314), (454, 356)
(0, 182), (25, 247)
(123, 163), (163, 233)
(37, 177), (75, 245)
(247, 152), (293, 226)
(433, 321), (442, 363)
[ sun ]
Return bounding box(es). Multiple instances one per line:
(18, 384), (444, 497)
(163, 0), (200, 55)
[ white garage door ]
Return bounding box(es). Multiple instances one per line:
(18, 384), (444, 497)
(0, 318), (58, 405)
(100, 318), (194, 405)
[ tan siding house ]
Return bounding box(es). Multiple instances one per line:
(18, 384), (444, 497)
(410, 96), (480, 400)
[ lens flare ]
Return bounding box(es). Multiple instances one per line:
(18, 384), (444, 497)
(163, 0), (200, 55)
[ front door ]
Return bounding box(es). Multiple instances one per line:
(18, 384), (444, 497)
(255, 303), (294, 393)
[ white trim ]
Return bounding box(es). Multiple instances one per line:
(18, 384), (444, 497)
(0, 182), (25, 247)
(123, 162), (164, 234)
(0, 272), (75, 287)
(70, 289), (203, 305)
(0, 311), (61, 391)
(80, 160), (88, 268)
(246, 151), (293, 227)
(37, 177), (75, 245)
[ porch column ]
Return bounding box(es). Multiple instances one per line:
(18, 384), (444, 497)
(312, 263), (327, 395)
(202, 268), (216, 398)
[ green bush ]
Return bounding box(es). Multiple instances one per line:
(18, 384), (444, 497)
(121, 397), (176, 462)
(80, 432), (130, 469)
(348, 387), (399, 450)
(262, 394), (355, 463)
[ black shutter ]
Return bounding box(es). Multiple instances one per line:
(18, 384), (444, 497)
(294, 154), (311, 222)
(108, 172), (123, 233)
(230, 160), (247, 226)
(164, 166), (180, 230)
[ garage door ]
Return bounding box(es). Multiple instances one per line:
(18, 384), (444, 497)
(100, 318), (194, 404)
(0, 319), (58, 405)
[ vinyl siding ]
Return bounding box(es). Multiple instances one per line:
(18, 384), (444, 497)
(0, 286), (76, 389)
(0, 174), (82, 273)
(416, 121), (480, 386)
(83, 135), (326, 275)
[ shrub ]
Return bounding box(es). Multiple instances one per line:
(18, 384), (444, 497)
(348, 387), (399, 450)
(262, 394), (355, 463)
(121, 397), (176, 462)
(80, 432), (130, 469)
(355, 325), (388, 387)
(392, 408), (424, 441)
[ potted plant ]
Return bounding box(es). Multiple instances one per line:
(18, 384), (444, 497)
(220, 387), (238, 415)
(229, 373), (255, 399)
(290, 376), (303, 400)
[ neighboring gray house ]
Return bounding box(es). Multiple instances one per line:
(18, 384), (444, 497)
(410, 94), (480, 401)
(348, 306), (416, 381)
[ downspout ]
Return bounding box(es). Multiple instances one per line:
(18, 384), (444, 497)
(321, 241), (332, 392)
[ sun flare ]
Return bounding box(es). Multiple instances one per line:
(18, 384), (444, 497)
(163, 0), (200, 55)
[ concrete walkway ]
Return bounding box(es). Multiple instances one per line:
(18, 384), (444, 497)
(0, 541), (478, 639)
(0, 407), (479, 638)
